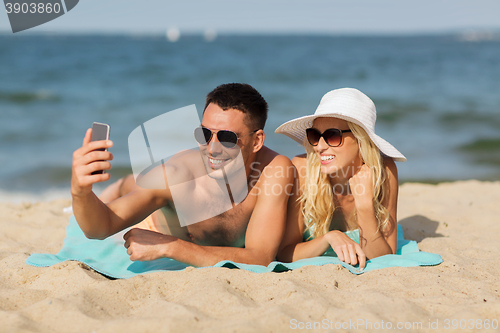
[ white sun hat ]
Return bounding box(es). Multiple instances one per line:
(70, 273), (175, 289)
(275, 88), (406, 162)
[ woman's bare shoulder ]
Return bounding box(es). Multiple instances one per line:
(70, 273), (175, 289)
(383, 156), (399, 181)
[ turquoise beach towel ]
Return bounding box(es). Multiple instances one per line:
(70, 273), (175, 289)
(26, 215), (442, 279)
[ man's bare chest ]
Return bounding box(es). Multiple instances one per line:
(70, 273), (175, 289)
(159, 190), (257, 247)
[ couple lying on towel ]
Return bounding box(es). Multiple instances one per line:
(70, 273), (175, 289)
(71, 83), (406, 271)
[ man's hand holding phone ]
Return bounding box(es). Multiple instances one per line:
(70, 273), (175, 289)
(71, 123), (113, 198)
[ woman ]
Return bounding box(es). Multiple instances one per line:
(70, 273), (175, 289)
(275, 88), (406, 270)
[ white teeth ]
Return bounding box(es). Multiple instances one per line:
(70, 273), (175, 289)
(209, 158), (226, 165)
(320, 155), (335, 161)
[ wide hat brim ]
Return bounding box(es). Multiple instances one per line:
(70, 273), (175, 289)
(275, 89), (406, 162)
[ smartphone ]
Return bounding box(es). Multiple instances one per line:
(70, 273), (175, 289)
(90, 122), (111, 175)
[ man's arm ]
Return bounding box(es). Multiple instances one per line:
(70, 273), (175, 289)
(123, 155), (295, 267)
(71, 128), (170, 239)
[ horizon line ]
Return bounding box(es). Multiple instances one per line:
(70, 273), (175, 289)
(2, 27), (500, 38)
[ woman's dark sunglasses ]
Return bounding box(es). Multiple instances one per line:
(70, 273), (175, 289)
(306, 128), (352, 147)
(194, 126), (257, 149)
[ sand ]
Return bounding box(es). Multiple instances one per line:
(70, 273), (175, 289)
(1, 180), (499, 332)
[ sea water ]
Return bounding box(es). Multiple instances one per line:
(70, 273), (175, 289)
(1, 34), (499, 201)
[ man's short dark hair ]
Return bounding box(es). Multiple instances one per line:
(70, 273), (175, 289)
(204, 83), (268, 130)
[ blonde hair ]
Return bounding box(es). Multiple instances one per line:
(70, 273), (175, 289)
(300, 121), (390, 239)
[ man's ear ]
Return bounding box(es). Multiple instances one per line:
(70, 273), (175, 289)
(252, 129), (265, 153)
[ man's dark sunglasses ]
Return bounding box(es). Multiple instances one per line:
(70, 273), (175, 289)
(306, 128), (352, 147)
(194, 126), (258, 149)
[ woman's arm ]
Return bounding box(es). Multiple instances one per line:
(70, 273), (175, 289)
(276, 176), (339, 261)
(276, 156), (366, 269)
(382, 157), (399, 253)
(349, 158), (399, 258)
(277, 179), (366, 268)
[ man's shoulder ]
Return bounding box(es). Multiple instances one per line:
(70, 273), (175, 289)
(254, 147), (294, 185)
(290, 154), (307, 184)
(291, 153), (307, 167)
(165, 148), (199, 166)
(259, 146), (293, 169)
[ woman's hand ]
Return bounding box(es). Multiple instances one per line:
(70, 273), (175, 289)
(324, 230), (366, 270)
(348, 164), (374, 213)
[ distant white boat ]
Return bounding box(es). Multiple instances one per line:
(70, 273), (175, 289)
(166, 27), (180, 42)
(458, 30), (500, 42)
(204, 29), (217, 42)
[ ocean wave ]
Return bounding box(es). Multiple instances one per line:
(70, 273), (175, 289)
(458, 137), (500, 153)
(0, 90), (60, 104)
(374, 99), (430, 123)
(439, 111), (500, 129)
(457, 137), (500, 167)
(0, 188), (71, 203)
(0, 165), (132, 193)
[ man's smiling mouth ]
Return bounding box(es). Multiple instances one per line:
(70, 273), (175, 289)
(209, 157), (231, 168)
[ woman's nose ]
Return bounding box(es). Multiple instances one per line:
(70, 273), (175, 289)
(316, 136), (329, 151)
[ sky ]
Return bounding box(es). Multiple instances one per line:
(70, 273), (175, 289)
(2, 0), (500, 35)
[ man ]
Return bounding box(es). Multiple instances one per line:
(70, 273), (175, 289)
(71, 83), (295, 267)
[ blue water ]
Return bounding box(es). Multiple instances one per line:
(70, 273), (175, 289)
(1, 34), (499, 198)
